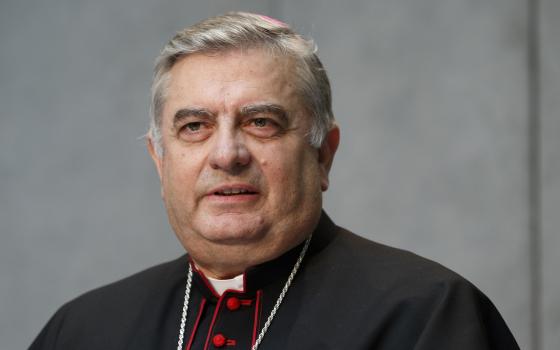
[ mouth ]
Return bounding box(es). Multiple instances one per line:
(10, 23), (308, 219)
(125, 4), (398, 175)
(208, 184), (260, 200)
(213, 188), (259, 196)
(207, 184), (260, 205)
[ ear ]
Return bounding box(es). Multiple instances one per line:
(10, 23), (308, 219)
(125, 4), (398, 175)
(146, 136), (164, 197)
(318, 125), (340, 191)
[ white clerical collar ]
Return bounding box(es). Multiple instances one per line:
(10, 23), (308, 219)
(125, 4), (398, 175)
(206, 274), (245, 296)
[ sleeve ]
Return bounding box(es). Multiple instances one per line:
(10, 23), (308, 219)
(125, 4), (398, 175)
(412, 278), (520, 350)
(28, 304), (69, 350)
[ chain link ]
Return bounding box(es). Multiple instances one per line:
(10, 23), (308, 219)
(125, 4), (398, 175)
(176, 264), (193, 350)
(251, 235), (312, 350)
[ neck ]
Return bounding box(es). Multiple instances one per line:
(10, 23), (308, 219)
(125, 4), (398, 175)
(193, 261), (245, 280)
(184, 230), (314, 280)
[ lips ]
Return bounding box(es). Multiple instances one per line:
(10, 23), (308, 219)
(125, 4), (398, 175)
(215, 188), (257, 196)
(208, 184), (259, 197)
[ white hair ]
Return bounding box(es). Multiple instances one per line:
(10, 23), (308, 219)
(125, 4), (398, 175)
(149, 12), (334, 156)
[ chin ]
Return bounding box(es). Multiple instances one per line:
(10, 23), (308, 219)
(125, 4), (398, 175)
(196, 212), (270, 244)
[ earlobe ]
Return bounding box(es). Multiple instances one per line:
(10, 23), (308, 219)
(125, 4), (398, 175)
(318, 125), (340, 191)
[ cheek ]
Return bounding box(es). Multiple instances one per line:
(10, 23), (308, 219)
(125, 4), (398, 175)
(260, 146), (319, 195)
(258, 149), (297, 183)
(161, 152), (199, 194)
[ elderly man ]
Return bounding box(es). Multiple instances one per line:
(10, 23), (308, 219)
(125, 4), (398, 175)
(30, 12), (519, 350)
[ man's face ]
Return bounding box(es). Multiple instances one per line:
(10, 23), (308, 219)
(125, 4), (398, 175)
(149, 49), (338, 277)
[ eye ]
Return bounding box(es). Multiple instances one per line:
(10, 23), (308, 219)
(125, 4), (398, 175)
(252, 118), (268, 127)
(244, 117), (282, 138)
(178, 120), (212, 142)
(185, 122), (203, 132)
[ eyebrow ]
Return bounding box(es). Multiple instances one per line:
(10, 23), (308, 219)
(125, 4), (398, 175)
(171, 103), (290, 129)
(239, 103), (289, 124)
(172, 108), (214, 129)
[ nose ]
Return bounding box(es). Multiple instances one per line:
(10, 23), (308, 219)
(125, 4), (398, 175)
(208, 126), (251, 172)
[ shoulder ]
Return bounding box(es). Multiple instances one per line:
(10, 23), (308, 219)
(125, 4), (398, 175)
(311, 224), (482, 302)
(298, 224), (520, 349)
(30, 255), (188, 349)
(64, 254), (188, 313)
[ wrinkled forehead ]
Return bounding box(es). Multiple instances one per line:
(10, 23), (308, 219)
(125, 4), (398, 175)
(163, 48), (306, 117)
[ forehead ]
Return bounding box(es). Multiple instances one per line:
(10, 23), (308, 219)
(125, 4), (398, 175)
(163, 49), (302, 118)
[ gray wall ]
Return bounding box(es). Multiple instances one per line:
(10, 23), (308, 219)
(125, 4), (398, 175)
(0, 0), (556, 349)
(541, 1), (560, 349)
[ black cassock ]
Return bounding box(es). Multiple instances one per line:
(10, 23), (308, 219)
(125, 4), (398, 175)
(30, 213), (520, 349)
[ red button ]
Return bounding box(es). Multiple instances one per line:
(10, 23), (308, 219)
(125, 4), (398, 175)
(226, 297), (241, 311)
(212, 334), (226, 348)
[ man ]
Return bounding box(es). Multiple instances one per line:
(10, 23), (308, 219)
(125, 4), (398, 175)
(30, 12), (520, 350)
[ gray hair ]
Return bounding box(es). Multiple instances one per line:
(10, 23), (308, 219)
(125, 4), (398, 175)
(149, 12), (334, 156)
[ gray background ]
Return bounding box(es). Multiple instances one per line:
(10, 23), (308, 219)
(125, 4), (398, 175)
(0, 0), (557, 349)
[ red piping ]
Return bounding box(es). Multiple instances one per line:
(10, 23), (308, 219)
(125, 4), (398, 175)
(191, 260), (246, 297)
(251, 290), (263, 346)
(185, 298), (207, 350)
(202, 293), (227, 350)
(192, 263), (221, 298)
